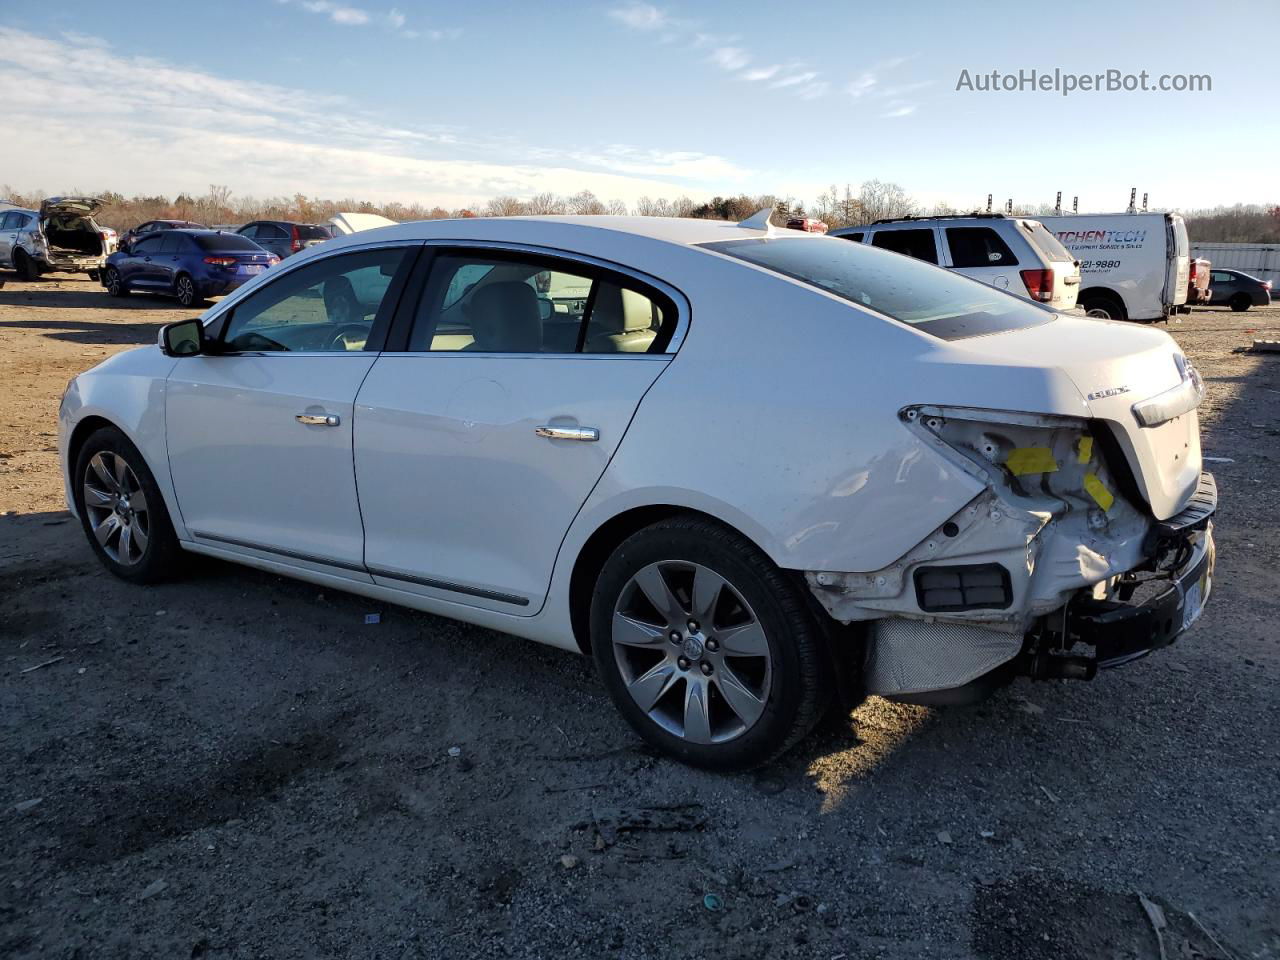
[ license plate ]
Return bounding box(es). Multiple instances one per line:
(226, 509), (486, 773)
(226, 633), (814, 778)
(1181, 546), (1213, 631)
(240, 264), (264, 275)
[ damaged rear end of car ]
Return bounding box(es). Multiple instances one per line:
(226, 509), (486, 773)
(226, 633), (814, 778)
(806, 323), (1215, 704)
(37, 196), (114, 275)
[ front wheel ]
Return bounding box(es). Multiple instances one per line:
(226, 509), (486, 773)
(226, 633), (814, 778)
(73, 427), (182, 583)
(591, 516), (832, 771)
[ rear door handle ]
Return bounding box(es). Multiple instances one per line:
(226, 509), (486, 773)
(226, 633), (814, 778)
(296, 413), (340, 426)
(535, 425), (599, 442)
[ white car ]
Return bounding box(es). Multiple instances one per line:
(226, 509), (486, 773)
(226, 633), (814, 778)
(59, 213), (1217, 770)
(831, 214), (1081, 311)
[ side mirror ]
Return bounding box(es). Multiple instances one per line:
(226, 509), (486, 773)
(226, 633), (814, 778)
(159, 318), (205, 357)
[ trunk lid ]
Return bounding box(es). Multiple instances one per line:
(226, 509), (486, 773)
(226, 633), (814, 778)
(39, 196), (106, 219)
(950, 313), (1202, 520)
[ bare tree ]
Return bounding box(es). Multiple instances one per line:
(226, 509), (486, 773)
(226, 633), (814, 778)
(858, 180), (916, 224)
(485, 195), (528, 217)
(526, 192), (566, 215)
(567, 190), (606, 215)
(605, 198), (629, 216)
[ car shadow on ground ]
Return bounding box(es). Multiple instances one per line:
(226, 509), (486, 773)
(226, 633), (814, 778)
(0, 288), (190, 311)
(0, 318), (169, 345)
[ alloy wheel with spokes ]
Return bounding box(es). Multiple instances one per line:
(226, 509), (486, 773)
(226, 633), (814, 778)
(82, 450), (151, 566)
(175, 275), (197, 307)
(612, 560), (773, 745)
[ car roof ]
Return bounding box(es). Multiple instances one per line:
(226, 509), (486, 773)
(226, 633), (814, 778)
(308, 215), (799, 257)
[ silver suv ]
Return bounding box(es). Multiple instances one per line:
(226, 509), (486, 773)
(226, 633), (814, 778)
(0, 197), (115, 280)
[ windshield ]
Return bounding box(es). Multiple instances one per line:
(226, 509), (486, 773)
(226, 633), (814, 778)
(1022, 221), (1074, 262)
(194, 233), (265, 251)
(702, 236), (1055, 341)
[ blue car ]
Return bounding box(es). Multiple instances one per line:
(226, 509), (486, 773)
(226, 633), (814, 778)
(102, 229), (278, 307)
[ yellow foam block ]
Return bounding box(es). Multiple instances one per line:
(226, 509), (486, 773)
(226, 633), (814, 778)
(1006, 447), (1058, 476)
(1083, 472), (1115, 511)
(1077, 436), (1093, 464)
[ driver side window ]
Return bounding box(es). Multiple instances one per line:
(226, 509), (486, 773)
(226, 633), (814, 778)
(221, 248), (408, 353)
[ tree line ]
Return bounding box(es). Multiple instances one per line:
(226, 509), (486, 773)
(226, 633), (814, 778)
(4, 183), (1277, 242)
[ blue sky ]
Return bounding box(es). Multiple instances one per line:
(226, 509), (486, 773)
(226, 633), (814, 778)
(0, 0), (1273, 211)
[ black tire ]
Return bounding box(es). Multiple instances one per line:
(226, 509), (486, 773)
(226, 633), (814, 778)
(73, 426), (183, 584)
(88, 269), (100, 282)
(174, 273), (200, 308)
(104, 266), (129, 297)
(1230, 294), (1251, 312)
(590, 516), (833, 771)
(1080, 292), (1126, 322)
(14, 249), (39, 282)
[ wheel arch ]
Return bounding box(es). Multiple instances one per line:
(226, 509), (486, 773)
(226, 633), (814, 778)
(567, 504), (768, 656)
(1078, 285), (1127, 319)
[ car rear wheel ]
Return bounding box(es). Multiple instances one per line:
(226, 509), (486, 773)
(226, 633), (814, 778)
(174, 274), (199, 308)
(105, 266), (129, 297)
(591, 516), (832, 770)
(1230, 293), (1251, 312)
(14, 249), (39, 281)
(74, 427), (182, 584)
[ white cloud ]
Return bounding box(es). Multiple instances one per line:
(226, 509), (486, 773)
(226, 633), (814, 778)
(608, 2), (670, 31)
(0, 27), (740, 207)
(709, 46), (749, 71)
(771, 70), (817, 89)
(386, 7), (406, 29)
(298, 0), (370, 25)
(882, 102), (917, 118)
(846, 72), (876, 97)
(742, 64), (780, 82)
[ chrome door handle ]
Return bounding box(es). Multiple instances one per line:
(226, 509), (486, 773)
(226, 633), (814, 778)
(296, 413), (340, 426)
(535, 425), (599, 442)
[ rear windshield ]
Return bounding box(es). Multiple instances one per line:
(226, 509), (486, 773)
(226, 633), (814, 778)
(194, 233), (265, 251)
(297, 224), (331, 241)
(1021, 221), (1073, 262)
(702, 236), (1055, 341)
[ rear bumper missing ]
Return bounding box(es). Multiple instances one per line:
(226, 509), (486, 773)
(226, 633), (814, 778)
(1062, 472), (1216, 667)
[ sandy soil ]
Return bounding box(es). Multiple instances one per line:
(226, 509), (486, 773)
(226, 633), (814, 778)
(1, 274), (1277, 959)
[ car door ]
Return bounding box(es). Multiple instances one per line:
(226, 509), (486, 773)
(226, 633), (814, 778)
(941, 225), (1017, 292)
(154, 232), (184, 288)
(353, 245), (682, 613)
(165, 243), (419, 572)
(1210, 271), (1235, 303)
(0, 212), (16, 264)
(120, 233), (162, 286)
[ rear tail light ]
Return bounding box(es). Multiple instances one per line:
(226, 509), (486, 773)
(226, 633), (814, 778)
(1264, 281), (1273, 291)
(1020, 268), (1055, 302)
(290, 225), (301, 252)
(1189, 261), (1198, 280)
(203, 256), (237, 266)
(268, 256), (280, 266)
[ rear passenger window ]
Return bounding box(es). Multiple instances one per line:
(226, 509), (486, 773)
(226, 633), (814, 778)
(410, 253), (675, 355)
(158, 234), (182, 254)
(582, 281), (666, 354)
(838, 232), (864, 243)
(871, 229), (938, 264)
(946, 227), (1016, 267)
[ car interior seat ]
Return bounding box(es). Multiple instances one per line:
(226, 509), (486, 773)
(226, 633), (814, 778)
(464, 281), (544, 352)
(585, 282), (657, 353)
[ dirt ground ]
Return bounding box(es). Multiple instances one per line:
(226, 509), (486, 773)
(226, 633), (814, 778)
(1, 274), (1277, 960)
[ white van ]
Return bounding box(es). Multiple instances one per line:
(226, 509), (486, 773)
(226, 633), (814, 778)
(1035, 212), (1189, 322)
(830, 215), (1081, 311)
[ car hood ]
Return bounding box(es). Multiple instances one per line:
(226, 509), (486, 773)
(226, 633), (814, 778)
(41, 196), (106, 218)
(945, 313), (1201, 520)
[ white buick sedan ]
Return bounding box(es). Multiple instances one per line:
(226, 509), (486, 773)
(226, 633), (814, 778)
(59, 213), (1216, 770)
